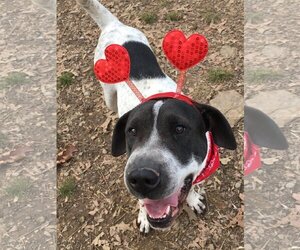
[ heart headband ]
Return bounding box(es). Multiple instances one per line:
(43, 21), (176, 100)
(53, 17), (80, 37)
(94, 29), (208, 102)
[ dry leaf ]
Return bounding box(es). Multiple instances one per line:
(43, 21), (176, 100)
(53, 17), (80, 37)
(220, 157), (231, 165)
(110, 221), (133, 236)
(229, 206), (244, 228)
(0, 144), (32, 166)
(239, 193), (244, 201)
(92, 233), (109, 247)
(262, 157), (280, 165)
(292, 193), (300, 203)
(88, 208), (99, 216)
(275, 208), (300, 229)
(57, 144), (77, 165)
(183, 204), (197, 221)
(100, 117), (112, 132)
(188, 237), (206, 248)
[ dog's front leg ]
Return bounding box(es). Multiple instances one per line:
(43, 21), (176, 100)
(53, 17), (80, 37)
(137, 200), (151, 233)
(186, 186), (206, 215)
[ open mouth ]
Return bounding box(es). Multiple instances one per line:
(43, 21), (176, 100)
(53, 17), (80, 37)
(142, 175), (193, 228)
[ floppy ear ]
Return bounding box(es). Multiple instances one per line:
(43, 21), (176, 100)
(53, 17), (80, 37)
(193, 102), (237, 150)
(111, 111), (131, 157)
(245, 106), (288, 149)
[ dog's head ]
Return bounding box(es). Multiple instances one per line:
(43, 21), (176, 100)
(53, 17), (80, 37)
(112, 99), (236, 228)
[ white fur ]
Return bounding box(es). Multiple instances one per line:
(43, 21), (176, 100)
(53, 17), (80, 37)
(137, 202), (151, 233)
(186, 187), (206, 214)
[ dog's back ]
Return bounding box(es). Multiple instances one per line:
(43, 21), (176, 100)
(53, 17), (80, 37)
(76, 0), (176, 116)
(77, 0), (149, 51)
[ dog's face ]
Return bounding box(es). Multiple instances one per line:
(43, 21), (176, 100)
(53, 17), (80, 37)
(112, 99), (236, 228)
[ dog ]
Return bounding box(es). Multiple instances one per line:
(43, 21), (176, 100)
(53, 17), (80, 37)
(77, 0), (237, 233)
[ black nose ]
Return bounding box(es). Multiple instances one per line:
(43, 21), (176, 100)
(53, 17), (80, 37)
(128, 168), (160, 194)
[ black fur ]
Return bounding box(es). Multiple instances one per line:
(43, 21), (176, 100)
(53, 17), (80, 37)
(155, 99), (208, 165)
(193, 102), (237, 150)
(112, 100), (156, 157)
(122, 41), (165, 80)
(112, 99), (237, 159)
(245, 106), (288, 149)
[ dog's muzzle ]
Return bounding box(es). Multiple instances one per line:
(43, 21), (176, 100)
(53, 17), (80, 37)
(128, 168), (160, 195)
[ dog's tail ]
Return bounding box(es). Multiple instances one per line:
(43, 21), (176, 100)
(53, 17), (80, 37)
(76, 0), (120, 29)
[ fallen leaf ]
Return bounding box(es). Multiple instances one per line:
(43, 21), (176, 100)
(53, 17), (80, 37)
(183, 204), (197, 221)
(188, 237), (206, 248)
(100, 117), (112, 132)
(109, 221), (133, 236)
(228, 206), (244, 228)
(292, 193), (300, 203)
(262, 157), (280, 165)
(239, 193), (244, 201)
(0, 144), (32, 166)
(275, 208), (300, 229)
(220, 157), (231, 165)
(88, 208), (99, 216)
(92, 233), (109, 247)
(57, 144), (77, 165)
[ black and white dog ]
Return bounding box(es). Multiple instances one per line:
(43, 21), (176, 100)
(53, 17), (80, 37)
(77, 0), (236, 233)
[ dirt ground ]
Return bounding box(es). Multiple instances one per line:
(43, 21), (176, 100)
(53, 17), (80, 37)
(0, 0), (56, 249)
(57, 0), (244, 249)
(244, 0), (300, 249)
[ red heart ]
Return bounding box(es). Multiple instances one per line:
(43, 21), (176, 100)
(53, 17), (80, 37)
(163, 30), (208, 71)
(94, 44), (130, 83)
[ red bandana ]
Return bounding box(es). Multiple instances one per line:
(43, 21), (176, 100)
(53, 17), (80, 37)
(193, 131), (220, 184)
(244, 132), (261, 175)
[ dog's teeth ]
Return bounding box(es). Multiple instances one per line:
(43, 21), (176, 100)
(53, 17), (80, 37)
(166, 206), (171, 214)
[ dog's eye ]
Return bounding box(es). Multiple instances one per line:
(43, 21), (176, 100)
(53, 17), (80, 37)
(128, 128), (137, 136)
(175, 125), (185, 134)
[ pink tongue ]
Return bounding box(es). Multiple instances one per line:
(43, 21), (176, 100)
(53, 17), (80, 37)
(143, 192), (179, 218)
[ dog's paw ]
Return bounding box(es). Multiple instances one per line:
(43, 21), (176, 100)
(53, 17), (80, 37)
(186, 189), (206, 215)
(137, 206), (150, 233)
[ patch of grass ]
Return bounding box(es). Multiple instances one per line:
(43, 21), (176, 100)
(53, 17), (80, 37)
(0, 132), (9, 147)
(246, 12), (265, 24)
(141, 12), (158, 24)
(5, 178), (32, 197)
(207, 68), (234, 83)
(203, 11), (221, 24)
(58, 71), (74, 87)
(59, 178), (76, 198)
(160, 0), (171, 7)
(165, 11), (183, 22)
(245, 69), (284, 83)
(0, 72), (30, 89)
